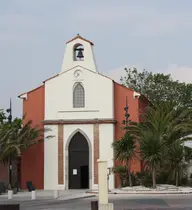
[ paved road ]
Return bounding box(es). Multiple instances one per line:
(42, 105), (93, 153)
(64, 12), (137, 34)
(1, 194), (192, 210)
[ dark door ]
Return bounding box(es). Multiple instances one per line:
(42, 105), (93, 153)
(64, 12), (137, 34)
(69, 132), (89, 189)
(80, 166), (89, 189)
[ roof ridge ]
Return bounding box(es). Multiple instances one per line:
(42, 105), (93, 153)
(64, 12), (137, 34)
(66, 34), (94, 46)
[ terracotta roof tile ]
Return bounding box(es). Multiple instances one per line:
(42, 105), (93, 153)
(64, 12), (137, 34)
(43, 74), (59, 83)
(66, 34), (94, 46)
(18, 85), (44, 98)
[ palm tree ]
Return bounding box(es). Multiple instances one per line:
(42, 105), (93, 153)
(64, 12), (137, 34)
(128, 101), (192, 188)
(0, 119), (42, 160)
(139, 131), (164, 188)
(166, 140), (192, 187)
(112, 131), (137, 187)
(113, 165), (128, 187)
(163, 102), (192, 146)
(0, 117), (52, 188)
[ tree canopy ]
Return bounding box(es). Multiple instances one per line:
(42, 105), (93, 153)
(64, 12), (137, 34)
(0, 109), (52, 164)
(120, 67), (192, 107)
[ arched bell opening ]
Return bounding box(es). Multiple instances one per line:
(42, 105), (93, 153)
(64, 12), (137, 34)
(73, 44), (84, 61)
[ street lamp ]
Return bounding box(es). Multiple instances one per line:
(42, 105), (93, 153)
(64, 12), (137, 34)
(122, 96), (130, 129)
(6, 99), (12, 189)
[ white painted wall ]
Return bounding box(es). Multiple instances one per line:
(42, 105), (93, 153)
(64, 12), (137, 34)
(99, 124), (115, 190)
(61, 38), (97, 73)
(44, 125), (59, 190)
(45, 66), (114, 120)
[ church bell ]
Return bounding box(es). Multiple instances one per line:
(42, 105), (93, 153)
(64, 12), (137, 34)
(76, 48), (84, 59)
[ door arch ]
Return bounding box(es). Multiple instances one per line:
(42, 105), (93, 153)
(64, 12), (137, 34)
(68, 132), (89, 189)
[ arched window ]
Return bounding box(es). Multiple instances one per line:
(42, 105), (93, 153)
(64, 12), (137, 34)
(73, 44), (84, 61)
(73, 83), (85, 108)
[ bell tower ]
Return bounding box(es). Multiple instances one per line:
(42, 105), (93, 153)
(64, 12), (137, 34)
(61, 34), (98, 73)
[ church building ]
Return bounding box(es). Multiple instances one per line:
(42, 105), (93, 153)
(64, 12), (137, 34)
(18, 35), (149, 190)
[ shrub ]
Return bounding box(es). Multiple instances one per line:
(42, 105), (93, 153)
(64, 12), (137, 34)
(134, 171), (152, 187)
(156, 171), (169, 184)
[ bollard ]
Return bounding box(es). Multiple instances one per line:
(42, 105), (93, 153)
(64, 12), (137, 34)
(97, 159), (108, 204)
(8, 190), (13, 200)
(99, 203), (114, 210)
(53, 190), (59, 199)
(91, 201), (98, 210)
(31, 190), (36, 200)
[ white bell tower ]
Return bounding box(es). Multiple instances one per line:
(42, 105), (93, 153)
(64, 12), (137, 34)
(61, 34), (98, 73)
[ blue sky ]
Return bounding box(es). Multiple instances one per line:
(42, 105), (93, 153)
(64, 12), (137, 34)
(0, 0), (192, 117)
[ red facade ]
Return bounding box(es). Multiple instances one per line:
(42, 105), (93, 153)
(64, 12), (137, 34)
(20, 85), (45, 189)
(113, 82), (149, 187)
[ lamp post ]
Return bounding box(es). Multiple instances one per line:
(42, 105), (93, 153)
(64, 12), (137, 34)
(6, 99), (12, 189)
(122, 96), (131, 187)
(122, 96), (130, 129)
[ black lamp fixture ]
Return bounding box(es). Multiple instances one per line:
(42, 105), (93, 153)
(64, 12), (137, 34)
(122, 96), (130, 129)
(6, 99), (12, 124)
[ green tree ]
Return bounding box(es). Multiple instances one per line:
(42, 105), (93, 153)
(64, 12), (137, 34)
(120, 67), (192, 107)
(0, 119), (45, 162)
(166, 140), (189, 187)
(140, 131), (163, 188)
(128, 102), (192, 188)
(112, 131), (137, 187)
(0, 114), (52, 189)
(0, 109), (6, 124)
(113, 165), (128, 187)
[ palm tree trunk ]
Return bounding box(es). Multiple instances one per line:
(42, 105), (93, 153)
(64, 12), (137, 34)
(127, 160), (133, 187)
(8, 154), (12, 189)
(152, 167), (156, 188)
(12, 158), (18, 189)
(128, 170), (133, 187)
(176, 169), (179, 187)
(120, 175), (123, 188)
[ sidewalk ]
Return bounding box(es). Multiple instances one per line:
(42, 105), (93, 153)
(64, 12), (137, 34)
(87, 185), (192, 195)
(0, 190), (96, 202)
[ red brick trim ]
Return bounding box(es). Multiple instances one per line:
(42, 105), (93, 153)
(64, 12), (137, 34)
(94, 124), (99, 184)
(43, 119), (116, 125)
(58, 125), (64, 185)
